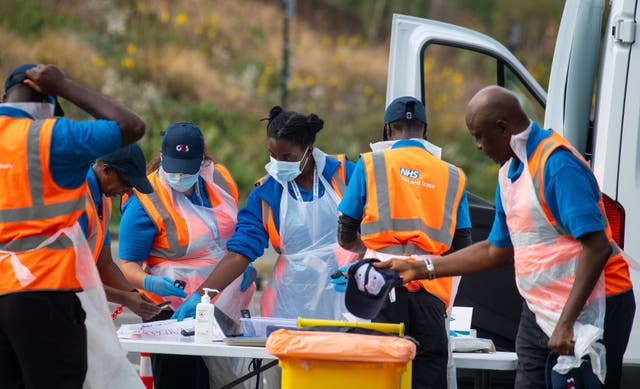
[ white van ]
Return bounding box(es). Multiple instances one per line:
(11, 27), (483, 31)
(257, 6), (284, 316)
(386, 0), (639, 382)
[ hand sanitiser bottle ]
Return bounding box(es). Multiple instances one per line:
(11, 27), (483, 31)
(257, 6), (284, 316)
(194, 288), (218, 343)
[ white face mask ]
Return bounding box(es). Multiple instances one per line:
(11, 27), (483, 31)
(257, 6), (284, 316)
(3, 102), (55, 120)
(264, 148), (311, 183)
(165, 172), (199, 192)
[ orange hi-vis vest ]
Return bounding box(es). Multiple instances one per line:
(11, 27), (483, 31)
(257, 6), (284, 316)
(0, 118), (88, 294)
(259, 154), (348, 254)
(507, 131), (631, 303)
(85, 185), (113, 262)
(360, 146), (466, 307)
(133, 163), (238, 304)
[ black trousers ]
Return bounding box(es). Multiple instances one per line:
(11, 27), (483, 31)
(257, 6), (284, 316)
(145, 309), (210, 389)
(0, 291), (87, 389)
(515, 289), (636, 389)
(374, 288), (448, 389)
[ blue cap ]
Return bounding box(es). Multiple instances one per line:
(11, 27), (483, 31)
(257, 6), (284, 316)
(101, 144), (153, 194)
(546, 353), (601, 389)
(345, 258), (403, 320)
(4, 63), (65, 116)
(384, 96), (427, 125)
(161, 122), (204, 175)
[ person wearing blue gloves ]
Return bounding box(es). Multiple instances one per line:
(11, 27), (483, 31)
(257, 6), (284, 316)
(173, 106), (358, 324)
(335, 97), (473, 389)
(119, 122), (255, 389)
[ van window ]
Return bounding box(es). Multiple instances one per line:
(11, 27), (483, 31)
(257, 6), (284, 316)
(421, 43), (544, 200)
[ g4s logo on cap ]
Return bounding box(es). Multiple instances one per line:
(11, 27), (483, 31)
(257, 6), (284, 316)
(175, 144), (190, 153)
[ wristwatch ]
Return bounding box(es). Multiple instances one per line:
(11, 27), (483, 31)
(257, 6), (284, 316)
(423, 257), (436, 280)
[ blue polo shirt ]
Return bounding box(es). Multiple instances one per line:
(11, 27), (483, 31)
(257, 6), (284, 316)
(118, 174), (213, 261)
(226, 155), (356, 261)
(0, 106), (122, 188)
(78, 167), (112, 247)
(487, 122), (604, 247)
(338, 139), (472, 232)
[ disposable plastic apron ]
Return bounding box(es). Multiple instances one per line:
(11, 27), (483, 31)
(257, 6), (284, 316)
(503, 131), (606, 381)
(1, 224), (143, 389)
(262, 149), (358, 319)
(150, 163), (254, 316)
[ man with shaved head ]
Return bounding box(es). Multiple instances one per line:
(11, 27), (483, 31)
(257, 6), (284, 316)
(377, 86), (634, 388)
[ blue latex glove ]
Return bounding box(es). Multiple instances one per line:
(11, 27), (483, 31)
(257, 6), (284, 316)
(241, 264), (257, 292)
(143, 275), (187, 298)
(331, 263), (353, 293)
(171, 292), (201, 321)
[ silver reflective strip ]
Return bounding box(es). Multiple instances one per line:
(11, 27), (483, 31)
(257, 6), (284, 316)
(360, 153), (458, 246)
(27, 120), (45, 207)
(610, 241), (621, 256)
(0, 234), (74, 252)
(518, 257), (578, 292)
(510, 225), (560, 248)
(213, 168), (231, 196)
(0, 120), (85, 222)
(375, 242), (429, 256)
(147, 192), (188, 258)
(0, 199), (86, 223)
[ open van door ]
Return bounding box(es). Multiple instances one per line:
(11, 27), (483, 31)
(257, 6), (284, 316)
(386, 13), (548, 353)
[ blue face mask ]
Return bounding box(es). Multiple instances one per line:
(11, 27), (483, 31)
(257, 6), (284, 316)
(165, 173), (199, 192)
(265, 148), (311, 183)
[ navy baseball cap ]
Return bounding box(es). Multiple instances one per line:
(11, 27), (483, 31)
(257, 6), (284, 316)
(4, 63), (65, 117)
(101, 144), (153, 194)
(345, 258), (403, 320)
(384, 96), (427, 125)
(545, 353), (601, 389)
(161, 122), (205, 175)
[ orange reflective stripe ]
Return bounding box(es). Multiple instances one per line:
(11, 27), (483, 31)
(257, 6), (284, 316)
(328, 154), (347, 197)
(213, 162), (239, 206)
(135, 173), (190, 259)
(86, 188), (112, 262)
(0, 118), (86, 293)
(262, 200), (281, 253)
(139, 289), (165, 305)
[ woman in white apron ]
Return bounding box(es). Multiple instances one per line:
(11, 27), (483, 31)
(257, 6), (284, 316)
(119, 123), (255, 389)
(171, 108), (358, 388)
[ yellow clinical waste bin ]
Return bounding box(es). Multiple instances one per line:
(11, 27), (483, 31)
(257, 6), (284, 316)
(266, 328), (416, 389)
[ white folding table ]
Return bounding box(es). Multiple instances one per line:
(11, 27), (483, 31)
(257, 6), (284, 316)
(120, 338), (517, 389)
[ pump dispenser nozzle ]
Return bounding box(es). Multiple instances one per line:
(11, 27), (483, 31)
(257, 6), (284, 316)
(201, 288), (219, 304)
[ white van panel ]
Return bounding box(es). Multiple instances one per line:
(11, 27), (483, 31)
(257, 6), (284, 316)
(613, 0), (640, 364)
(545, 0), (604, 155)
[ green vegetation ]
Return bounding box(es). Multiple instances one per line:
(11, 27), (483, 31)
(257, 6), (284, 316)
(1, 0), (563, 207)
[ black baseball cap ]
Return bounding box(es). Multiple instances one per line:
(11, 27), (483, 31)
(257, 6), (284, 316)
(161, 122), (204, 175)
(100, 144), (153, 194)
(345, 258), (403, 320)
(4, 63), (65, 117)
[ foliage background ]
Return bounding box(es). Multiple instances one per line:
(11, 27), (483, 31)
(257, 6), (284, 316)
(0, 0), (564, 205)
